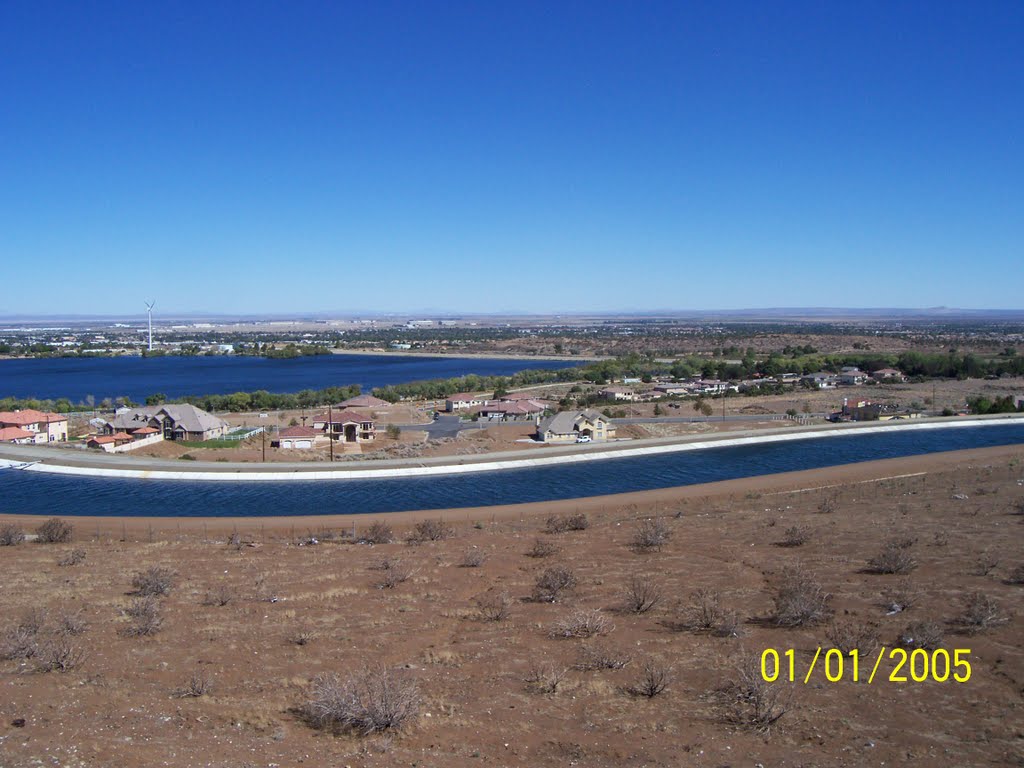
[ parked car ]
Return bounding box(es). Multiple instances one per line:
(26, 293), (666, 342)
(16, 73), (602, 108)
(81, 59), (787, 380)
(576, 435), (592, 443)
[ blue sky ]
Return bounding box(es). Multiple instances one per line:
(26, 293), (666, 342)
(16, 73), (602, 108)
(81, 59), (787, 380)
(1, 1), (1021, 315)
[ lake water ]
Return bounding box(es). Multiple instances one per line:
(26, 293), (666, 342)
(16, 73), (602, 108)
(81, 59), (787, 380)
(0, 354), (579, 403)
(2, 423), (1021, 517)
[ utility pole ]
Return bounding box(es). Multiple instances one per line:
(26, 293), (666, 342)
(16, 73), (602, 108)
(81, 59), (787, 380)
(328, 403), (334, 461)
(261, 426), (266, 462)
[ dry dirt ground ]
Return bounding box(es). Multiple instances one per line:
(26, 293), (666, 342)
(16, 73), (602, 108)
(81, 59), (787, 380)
(1, 446), (1023, 767)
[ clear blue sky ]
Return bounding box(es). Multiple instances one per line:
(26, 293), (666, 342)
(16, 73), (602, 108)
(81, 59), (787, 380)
(1, 1), (1021, 315)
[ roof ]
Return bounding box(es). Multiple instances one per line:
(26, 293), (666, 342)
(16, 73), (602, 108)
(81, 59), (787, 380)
(447, 392), (486, 402)
(278, 426), (319, 438)
(480, 400), (546, 415)
(312, 408), (374, 425)
(538, 409), (608, 435)
(0, 426), (34, 441)
(0, 409), (68, 426)
(499, 391), (548, 401)
(89, 432), (133, 445)
(131, 426), (160, 435)
(873, 368), (902, 376)
(339, 394), (391, 408)
(106, 404), (229, 434)
(599, 386), (634, 393)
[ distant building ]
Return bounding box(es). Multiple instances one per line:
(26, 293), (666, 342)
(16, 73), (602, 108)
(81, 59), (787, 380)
(104, 404), (230, 442)
(537, 410), (615, 443)
(599, 386), (638, 402)
(0, 410), (69, 443)
(838, 367), (868, 386)
(802, 373), (838, 390)
(872, 368), (906, 382)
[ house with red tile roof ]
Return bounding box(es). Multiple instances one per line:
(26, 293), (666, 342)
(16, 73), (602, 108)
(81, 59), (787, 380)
(0, 410), (69, 443)
(0, 426), (35, 444)
(310, 409), (376, 442)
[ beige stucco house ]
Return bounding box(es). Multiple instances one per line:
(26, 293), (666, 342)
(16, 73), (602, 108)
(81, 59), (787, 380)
(536, 409), (615, 443)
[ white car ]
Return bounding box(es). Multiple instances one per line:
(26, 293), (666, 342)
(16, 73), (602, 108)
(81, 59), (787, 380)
(576, 435), (592, 443)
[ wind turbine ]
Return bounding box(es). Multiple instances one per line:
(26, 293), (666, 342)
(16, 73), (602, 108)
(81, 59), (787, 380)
(145, 301), (155, 351)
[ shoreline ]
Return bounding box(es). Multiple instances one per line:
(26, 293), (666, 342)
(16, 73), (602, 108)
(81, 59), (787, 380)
(1, 443), (1019, 532)
(1, 414), (1022, 481)
(327, 348), (606, 362)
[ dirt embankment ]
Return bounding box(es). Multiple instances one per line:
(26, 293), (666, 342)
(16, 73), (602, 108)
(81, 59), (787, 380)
(1, 445), (1022, 767)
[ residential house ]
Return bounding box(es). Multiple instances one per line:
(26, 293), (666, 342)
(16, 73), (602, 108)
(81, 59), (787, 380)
(0, 426), (35, 444)
(311, 409), (376, 442)
(0, 410), (69, 443)
(536, 409), (615, 443)
(838, 367), (868, 386)
(477, 400), (547, 420)
(840, 396), (882, 421)
(104, 404), (230, 441)
(446, 393), (487, 412)
(654, 384), (689, 397)
(802, 372), (838, 390)
(87, 432), (135, 451)
(273, 425), (320, 449)
(599, 386), (638, 402)
(338, 394), (392, 409)
(872, 368), (907, 382)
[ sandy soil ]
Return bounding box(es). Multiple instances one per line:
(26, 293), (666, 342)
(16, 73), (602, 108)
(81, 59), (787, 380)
(1, 445), (1022, 767)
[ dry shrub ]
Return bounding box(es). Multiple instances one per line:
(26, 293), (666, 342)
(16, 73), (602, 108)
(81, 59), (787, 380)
(771, 567), (832, 628)
(474, 590), (512, 622)
(305, 666), (421, 734)
(174, 670), (213, 698)
(526, 538), (559, 558)
(375, 558), (415, 589)
(57, 548), (86, 567)
(631, 518), (670, 553)
(899, 620), (944, 650)
(459, 548), (486, 568)
(34, 639), (85, 673)
(778, 525), (809, 548)
(628, 657), (672, 698)
(1006, 564), (1024, 585)
(544, 513), (589, 533)
(621, 574), (662, 614)
(406, 519), (453, 544)
(131, 566), (176, 597)
(955, 591), (1009, 633)
(123, 596), (163, 637)
(817, 495), (836, 514)
(532, 565), (577, 603)
(724, 654), (790, 733)
(1, 627), (40, 661)
(524, 661), (567, 694)
(361, 522), (394, 545)
(825, 620), (880, 654)
(550, 609), (613, 639)
(56, 610), (87, 637)
(35, 518), (73, 544)
(17, 608), (47, 635)
(202, 585), (234, 607)
(0, 523), (25, 546)
(972, 552), (1000, 577)
(675, 587), (739, 635)
(868, 541), (917, 575)
(882, 579), (920, 614)
(575, 642), (632, 671)
(290, 629), (317, 646)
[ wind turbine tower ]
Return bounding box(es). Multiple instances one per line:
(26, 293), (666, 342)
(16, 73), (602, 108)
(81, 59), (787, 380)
(145, 301), (155, 351)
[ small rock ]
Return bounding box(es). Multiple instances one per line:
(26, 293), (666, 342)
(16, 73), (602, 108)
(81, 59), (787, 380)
(12, 718), (26, 727)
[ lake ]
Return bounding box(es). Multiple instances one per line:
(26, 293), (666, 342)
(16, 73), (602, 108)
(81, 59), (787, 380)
(0, 354), (580, 403)
(2, 422), (1021, 517)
